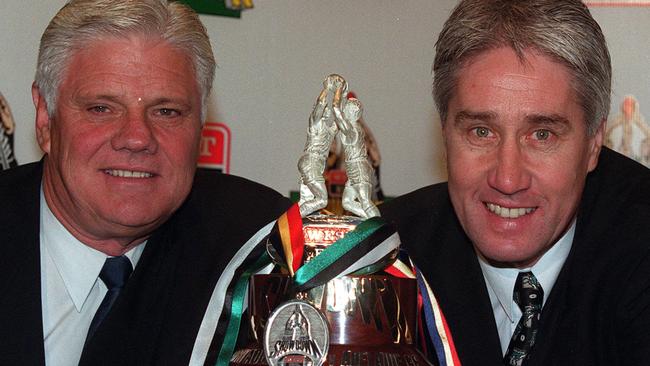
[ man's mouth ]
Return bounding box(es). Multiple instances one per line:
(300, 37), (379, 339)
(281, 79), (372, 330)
(104, 169), (153, 178)
(486, 203), (535, 219)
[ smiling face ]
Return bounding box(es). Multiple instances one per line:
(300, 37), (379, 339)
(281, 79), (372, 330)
(443, 47), (604, 268)
(33, 35), (203, 254)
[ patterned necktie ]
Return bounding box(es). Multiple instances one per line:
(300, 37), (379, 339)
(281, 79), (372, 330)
(85, 256), (133, 343)
(504, 271), (543, 366)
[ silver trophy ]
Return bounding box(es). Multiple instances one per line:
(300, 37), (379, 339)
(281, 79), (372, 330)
(231, 75), (429, 366)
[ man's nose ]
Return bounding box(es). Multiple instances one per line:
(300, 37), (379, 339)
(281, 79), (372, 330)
(487, 139), (531, 195)
(111, 112), (158, 154)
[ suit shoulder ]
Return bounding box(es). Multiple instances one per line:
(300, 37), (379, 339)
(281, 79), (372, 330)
(380, 183), (448, 219)
(193, 169), (282, 199)
(592, 148), (650, 202)
(166, 170), (291, 259)
(189, 169), (291, 219)
(0, 161), (42, 192)
(0, 162), (43, 216)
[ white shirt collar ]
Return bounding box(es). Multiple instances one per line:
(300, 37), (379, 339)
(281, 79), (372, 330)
(478, 220), (575, 322)
(40, 190), (145, 312)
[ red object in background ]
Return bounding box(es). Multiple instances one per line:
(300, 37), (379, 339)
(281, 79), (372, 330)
(326, 169), (347, 185)
(198, 122), (231, 173)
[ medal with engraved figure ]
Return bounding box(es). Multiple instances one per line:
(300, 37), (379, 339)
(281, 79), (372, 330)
(264, 300), (329, 366)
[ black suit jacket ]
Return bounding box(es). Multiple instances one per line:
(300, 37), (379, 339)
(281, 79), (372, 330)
(0, 161), (291, 365)
(380, 148), (650, 365)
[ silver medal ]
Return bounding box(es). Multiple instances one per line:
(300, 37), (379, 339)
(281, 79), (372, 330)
(264, 300), (329, 366)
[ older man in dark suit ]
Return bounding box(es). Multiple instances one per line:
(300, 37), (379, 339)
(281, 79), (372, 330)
(380, 1), (650, 365)
(0, 1), (289, 365)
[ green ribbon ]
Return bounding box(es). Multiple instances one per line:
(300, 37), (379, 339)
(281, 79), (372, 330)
(215, 251), (271, 366)
(293, 216), (385, 290)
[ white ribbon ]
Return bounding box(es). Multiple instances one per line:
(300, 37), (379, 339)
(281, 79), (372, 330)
(188, 220), (275, 366)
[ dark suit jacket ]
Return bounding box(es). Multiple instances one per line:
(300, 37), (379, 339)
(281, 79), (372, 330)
(380, 148), (650, 366)
(0, 161), (291, 365)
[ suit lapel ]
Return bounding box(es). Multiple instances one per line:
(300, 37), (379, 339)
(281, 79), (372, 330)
(0, 228), (46, 366)
(0, 162), (46, 365)
(414, 202), (503, 366)
(526, 149), (615, 366)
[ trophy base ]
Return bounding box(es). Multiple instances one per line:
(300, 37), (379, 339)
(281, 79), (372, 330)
(242, 274), (428, 366)
(230, 345), (433, 366)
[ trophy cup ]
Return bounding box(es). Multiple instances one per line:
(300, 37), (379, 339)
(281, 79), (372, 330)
(230, 75), (431, 366)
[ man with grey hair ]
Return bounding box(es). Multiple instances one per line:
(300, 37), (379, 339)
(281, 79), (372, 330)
(0, 1), (289, 365)
(380, 0), (650, 365)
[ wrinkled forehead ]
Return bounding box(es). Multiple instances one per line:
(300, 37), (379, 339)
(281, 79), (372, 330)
(453, 46), (580, 104)
(63, 33), (195, 83)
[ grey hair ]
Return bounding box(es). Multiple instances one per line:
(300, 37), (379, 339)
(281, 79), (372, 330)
(433, 0), (611, 135)
(34, 0), (215, 121)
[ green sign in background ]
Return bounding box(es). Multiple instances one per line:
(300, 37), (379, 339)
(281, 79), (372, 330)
(177, 0), (242, 18)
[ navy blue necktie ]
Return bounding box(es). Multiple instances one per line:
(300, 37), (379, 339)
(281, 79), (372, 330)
(504, 271), (544, 366)
(85, 255), (133, 343)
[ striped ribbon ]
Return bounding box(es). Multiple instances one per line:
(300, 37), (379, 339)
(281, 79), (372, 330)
(267, 204), (400, 292)
(384, 257), (416, 279)
(215, 250), (272, 366)
(383, 251), (461, 366)
(415, 267), (461, 366)
(293, 216), (398, 292)
(188, 220), (276, 366)
(274, 204), (304, 275)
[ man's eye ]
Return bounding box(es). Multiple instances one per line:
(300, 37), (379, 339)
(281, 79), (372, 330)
(534, 129), (551, 140)
(157, 108), (180, 117)
(474, 127), (490, 138)
(89, 106), (110, 113)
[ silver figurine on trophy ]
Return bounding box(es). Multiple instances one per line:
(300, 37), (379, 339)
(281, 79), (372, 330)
(298, 74), (379, 219)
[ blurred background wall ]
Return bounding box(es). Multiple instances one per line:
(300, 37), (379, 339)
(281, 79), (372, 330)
(1, 1), (648, 197)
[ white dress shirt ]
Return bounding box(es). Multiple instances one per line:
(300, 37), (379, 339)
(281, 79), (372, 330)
(39, 191), (145, 366)
(478, 220), (575, 355)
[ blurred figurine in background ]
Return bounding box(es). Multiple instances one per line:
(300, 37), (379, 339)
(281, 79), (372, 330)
(0, 92), (18, 169)
(605, 95), (650, 166)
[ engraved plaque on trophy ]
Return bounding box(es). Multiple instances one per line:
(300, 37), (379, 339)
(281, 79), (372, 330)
(230, 75), (431, 366)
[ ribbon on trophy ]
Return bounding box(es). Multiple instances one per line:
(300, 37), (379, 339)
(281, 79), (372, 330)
(384, 253), (461, 366)
(269, 203), (304, 276)
(268, 211), (400, 292)
(207, 203), (400, 365)
(417, 269), (461, 366)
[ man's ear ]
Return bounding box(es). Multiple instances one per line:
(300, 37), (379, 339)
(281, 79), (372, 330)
(32, 83), (51, 154)
(587, 118), (606, 172)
